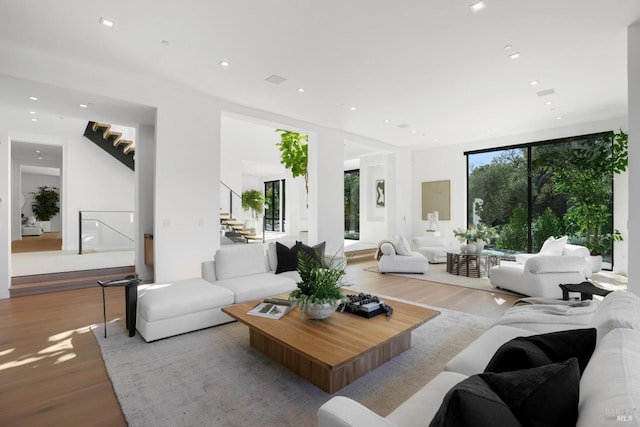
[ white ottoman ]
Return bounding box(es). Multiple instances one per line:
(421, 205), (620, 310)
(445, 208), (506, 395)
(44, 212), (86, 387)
(137, 278), (235, 342)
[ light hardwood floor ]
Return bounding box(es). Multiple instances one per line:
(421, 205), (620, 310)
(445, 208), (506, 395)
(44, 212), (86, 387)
(0, 259), (520, 426)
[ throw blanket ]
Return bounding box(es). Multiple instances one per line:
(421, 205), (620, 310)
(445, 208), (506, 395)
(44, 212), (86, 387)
(374, 240), (396, 260)
(495, 298), (600, 328)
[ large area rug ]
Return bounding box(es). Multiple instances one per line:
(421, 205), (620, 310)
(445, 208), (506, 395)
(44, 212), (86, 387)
(93, 301), (493, 426)
(365, 263), (521, 296)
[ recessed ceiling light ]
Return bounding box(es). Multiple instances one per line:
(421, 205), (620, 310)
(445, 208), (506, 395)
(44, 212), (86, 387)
(544, 101), (553, 106)
(509, 52), (521, 59)
(29, 96), (38, 101)
(29, 111), (36, 115)
(37, 155), (42, 160)
(383, 119), (390, 123)
(31, 118), (38, 122)
(36, 150), (41, 154)
(469, 1), (487, 13)
(99, 17), (115, 27)
(297, 88), (305, 93)
(161, 40), (170, 46)
(349, 106), (357, 111)
(79, 104), (88, 108)
(411, 130), (417, 134)
(529, 80), (539, 86)
(556, 116), (563, 120)
(503, 45), (512, 51)
(219, 60), (230, 67)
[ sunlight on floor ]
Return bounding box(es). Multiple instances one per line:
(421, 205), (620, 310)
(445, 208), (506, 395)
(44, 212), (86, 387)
(0, 325), (91, 371)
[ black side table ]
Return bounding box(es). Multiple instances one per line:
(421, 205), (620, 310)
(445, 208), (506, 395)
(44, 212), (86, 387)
(559, 281), (612, 301)
(98, 275), (141, 338)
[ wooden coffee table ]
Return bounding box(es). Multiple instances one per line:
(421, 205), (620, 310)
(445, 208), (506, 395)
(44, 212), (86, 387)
(222, 294), (439, 393)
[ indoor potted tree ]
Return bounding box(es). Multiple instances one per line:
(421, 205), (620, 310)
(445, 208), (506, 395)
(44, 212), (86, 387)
(241, 189), (266, 233)
(289, 251), (348, 320)
(30, 186), (60, 232)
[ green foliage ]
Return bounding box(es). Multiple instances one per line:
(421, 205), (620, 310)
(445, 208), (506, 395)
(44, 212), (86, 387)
(495, 205), (528, 252)
(532, 208), (563, 252)
(542, 130), (628, 254)
(344, 171), (360, 238)
(275, 129), (309, 196)
(30, 186), (60, 221)
(241, 189), (266, 219)
(290, 251), (347, 318)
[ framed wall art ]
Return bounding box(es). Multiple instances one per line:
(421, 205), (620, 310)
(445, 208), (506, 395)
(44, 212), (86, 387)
(421, 180), (450, 220)
(376, 179), (385, 207)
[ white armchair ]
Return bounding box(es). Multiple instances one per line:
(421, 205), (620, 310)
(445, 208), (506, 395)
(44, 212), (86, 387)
(377, 242), (429, 274)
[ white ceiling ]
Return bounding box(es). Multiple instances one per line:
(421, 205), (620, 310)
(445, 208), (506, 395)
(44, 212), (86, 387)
(1, 0), (639, 151)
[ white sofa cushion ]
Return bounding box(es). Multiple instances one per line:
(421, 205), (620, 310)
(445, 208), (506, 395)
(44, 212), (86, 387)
(214, 244), (267, 280)
(525, 255), (587, 274)
(590, 291), (640, 341)
(539, 235), (568, 256)
(137, 278), (234, 322)
(394, 235), (412, 256)
(214, 272), (297, 303)
(445, 325), (536, 376)
(578, 328), (640, 427)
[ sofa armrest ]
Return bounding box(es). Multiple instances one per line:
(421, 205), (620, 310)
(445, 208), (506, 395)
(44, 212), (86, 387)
(380, 242), (396, 257)
(525, 255), (588, 274)
(318, 396), (397, 427)
(201, 260), (217, 282)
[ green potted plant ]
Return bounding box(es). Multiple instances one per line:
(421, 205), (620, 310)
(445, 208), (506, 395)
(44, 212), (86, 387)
(289, 251), (348, 319)
(30, 186), (60, 232)
(275, 128), (308, 206)
(241, 189), (267, 233)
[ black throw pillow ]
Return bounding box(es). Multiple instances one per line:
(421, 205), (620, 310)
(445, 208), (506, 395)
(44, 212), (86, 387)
(275, 241), (302, 274)
(484, 328), (596, 375)
(430, 358), (580, 427)
(297, 241), (326, 265)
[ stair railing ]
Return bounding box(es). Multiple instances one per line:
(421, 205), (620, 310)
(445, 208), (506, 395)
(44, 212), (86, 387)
(78, 210), (135, 254)
(220, 181), (242, 219)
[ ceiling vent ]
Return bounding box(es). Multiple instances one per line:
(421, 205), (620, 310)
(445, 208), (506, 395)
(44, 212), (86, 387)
(396, 123), (411, 128)
(266, 74), (287, 84)
(536, 88), (556, 97)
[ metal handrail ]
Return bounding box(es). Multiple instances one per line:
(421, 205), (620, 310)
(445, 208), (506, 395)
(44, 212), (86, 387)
(220, 181), (242, 219)
(78, 210), (134, 254)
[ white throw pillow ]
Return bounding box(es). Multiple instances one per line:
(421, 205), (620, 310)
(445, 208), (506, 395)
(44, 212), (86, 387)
(539, 235), (568, 256)
(394, 235), (412, 256)
(590, 291), (640, 341)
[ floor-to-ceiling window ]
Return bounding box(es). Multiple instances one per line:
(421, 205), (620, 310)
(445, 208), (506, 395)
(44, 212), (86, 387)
(344, 170), (359, 240)
(264, 179), (285, 232)
(466, 131), (617, 269)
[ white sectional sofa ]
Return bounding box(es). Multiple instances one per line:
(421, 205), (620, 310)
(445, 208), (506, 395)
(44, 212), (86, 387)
(318, 291), (640, 427)
(136, 242), (300, 342)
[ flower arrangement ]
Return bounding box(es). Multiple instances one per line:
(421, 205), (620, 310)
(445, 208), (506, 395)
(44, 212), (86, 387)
(453, 224), (497, 244)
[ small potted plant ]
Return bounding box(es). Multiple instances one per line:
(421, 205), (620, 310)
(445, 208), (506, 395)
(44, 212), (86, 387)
(290, 250), (348, 320)
(30, 186), (60, 232)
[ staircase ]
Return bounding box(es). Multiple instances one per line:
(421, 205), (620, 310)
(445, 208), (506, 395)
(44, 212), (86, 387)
(83, 121), (135, 171)
(220, 212), (263, 243)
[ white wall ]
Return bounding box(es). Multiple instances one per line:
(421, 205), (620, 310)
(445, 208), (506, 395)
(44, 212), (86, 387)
(0, 128), (10, 299)
(411, 116), (630, 273)
(627, 21), (640, 294)
(62, 133), (135, 251)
